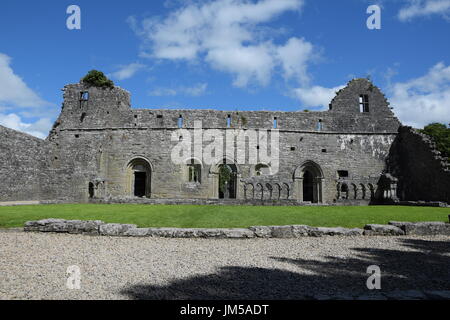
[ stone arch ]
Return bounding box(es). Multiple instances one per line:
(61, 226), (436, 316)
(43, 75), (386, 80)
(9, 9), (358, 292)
(351, 183), (358, 200)
(245, 183), (254, 200)
(340, 183), (349, 200)
(210, 158), (240, 199)
(209, 157), (240, 174)
(265, 183), (273, 200)
(183, 157), (203, 183)
(368, 183), (375, 200)
(126, 157), (152, 198)
(88, 182), (95, 199)
(255, 183), (264, 200)
(336, 182), (341, 199)
(294, 161), (324, 203)
(273, 183), (281, 200)
(360, 184), (366, 200)
(254, 162), (271, 176)
(282, 183), (290, 200)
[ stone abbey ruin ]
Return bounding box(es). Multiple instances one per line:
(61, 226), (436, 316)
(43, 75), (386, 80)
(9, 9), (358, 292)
(1, 76), (449, 205)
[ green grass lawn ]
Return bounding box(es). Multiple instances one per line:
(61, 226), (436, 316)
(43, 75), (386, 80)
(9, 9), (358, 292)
(0, 204), (449, 229)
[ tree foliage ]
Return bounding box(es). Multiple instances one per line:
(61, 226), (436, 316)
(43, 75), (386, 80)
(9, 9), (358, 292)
(420, 123), (450, 158)
(219, 165), (232, 194)
(81, 70), (114, 88)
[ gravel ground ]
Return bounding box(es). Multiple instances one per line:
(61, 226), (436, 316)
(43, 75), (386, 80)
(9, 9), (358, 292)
(0, 231), (449, 300)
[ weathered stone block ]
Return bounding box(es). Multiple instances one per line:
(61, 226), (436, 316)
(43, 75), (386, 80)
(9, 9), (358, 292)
(123, 228), (151, 237)
(66, 220), (103, 235)
(389, 221), (450, 236)
(292, 225), (311, 237)
(270, 226), (295, 238)
(309, 227), (364, 237)
(24, 219), (65, 232)
(363, 224), (405, 236)
(99, 223), (137, 236)
(249, 226), (272, 238)
(221, 228), (255, 238)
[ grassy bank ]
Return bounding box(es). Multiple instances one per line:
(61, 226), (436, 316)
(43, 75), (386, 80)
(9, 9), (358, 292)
(0, 204), (448, 229)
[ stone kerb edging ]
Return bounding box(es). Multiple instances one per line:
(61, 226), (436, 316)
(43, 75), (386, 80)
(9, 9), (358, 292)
(23, 219), (450, 238)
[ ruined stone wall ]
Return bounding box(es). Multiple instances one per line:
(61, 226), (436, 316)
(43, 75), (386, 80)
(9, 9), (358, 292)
(0, 126), (49, 201)
(0, 78), (403, 204)
(40, 78), (400, 204)
(387, 126), (450, 203)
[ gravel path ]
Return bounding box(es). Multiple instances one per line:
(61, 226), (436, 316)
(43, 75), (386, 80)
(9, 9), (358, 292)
(0, 232), (449, 300)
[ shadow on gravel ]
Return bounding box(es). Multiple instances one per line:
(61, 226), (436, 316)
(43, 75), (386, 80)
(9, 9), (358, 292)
(120, 238), (450, 300)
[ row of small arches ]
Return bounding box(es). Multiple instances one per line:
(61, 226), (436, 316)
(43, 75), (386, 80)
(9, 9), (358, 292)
(337, 183), (376, 200)
(244, 183), (291, 200)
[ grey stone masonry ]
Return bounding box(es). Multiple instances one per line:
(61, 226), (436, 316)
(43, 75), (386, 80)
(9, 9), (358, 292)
(2, 76), (448, 205)
(389, 221), (450, 236)
(0, 78), (411, 205)
(363, 224), (405, 236)
(23, 219), (450, 238)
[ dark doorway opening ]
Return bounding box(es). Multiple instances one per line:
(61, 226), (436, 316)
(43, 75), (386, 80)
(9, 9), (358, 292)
(88, 182), (95, 199)
(303, 170), (314, 202)
(218, 163), (237, 199)
(134, 172), (147, 197)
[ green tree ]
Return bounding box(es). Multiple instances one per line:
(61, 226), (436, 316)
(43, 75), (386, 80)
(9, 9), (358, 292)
(420, 123), (450, 158)
(218, 165), (232, 194)
(81, 70), (114, 88)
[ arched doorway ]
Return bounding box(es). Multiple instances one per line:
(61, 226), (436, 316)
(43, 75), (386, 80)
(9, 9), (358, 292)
(88, 182), (95, 199)
(126, 158), (152, 198)
(294, 161), (324, 203)
(218, 163), (237, 199)
(303, 170), (314, 202)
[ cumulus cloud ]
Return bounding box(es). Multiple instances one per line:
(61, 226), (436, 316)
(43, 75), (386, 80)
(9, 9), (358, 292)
(129, 0), (315, 88)
(150, 83), (208, 96)
(0, 53), (49, 107)
(109, 62), (146, 80)
(292, 63), (450, 128)
(293, 85), (345, 109)
(398, 0), (450, 21)
(0, 53), (54, 138)
(388, 62), (450, 128)
(0, 113), (52, 139)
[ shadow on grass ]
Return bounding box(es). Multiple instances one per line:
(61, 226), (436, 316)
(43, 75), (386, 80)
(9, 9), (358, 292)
(120, 238), (450, 300)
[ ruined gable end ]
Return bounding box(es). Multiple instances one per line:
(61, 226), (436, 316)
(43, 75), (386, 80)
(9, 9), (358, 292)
(329, 78), (394, 116)
(49, 82), (132, 137)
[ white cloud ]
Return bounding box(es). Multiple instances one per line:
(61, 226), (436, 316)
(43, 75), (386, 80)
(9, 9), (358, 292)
(0, 53), (49, 107)
(293, 63), (450, 128)
(130, 0), (315, 88)
(0, 113), (52, 139)
(293, 85), (345, 109)
(183, 83), (208, 96)
(277, 37), (314, 84)
(109, 62), (146, 80)
(150, 83), (208, 97)
(0, 53), (54, 138)
(398, 0), (450, 21)
(388, 62), (450, 128)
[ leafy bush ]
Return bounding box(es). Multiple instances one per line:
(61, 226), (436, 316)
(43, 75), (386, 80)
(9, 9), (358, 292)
(420, 123), (450, 158)
(219, 165), (232, 194)
(81, 70), (114, 88)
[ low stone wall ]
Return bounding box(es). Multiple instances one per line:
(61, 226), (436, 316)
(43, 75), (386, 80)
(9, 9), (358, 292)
(23, 219), (450, 238)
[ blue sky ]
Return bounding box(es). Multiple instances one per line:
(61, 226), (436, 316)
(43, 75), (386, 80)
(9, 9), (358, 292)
(0, 0), (449, 138)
